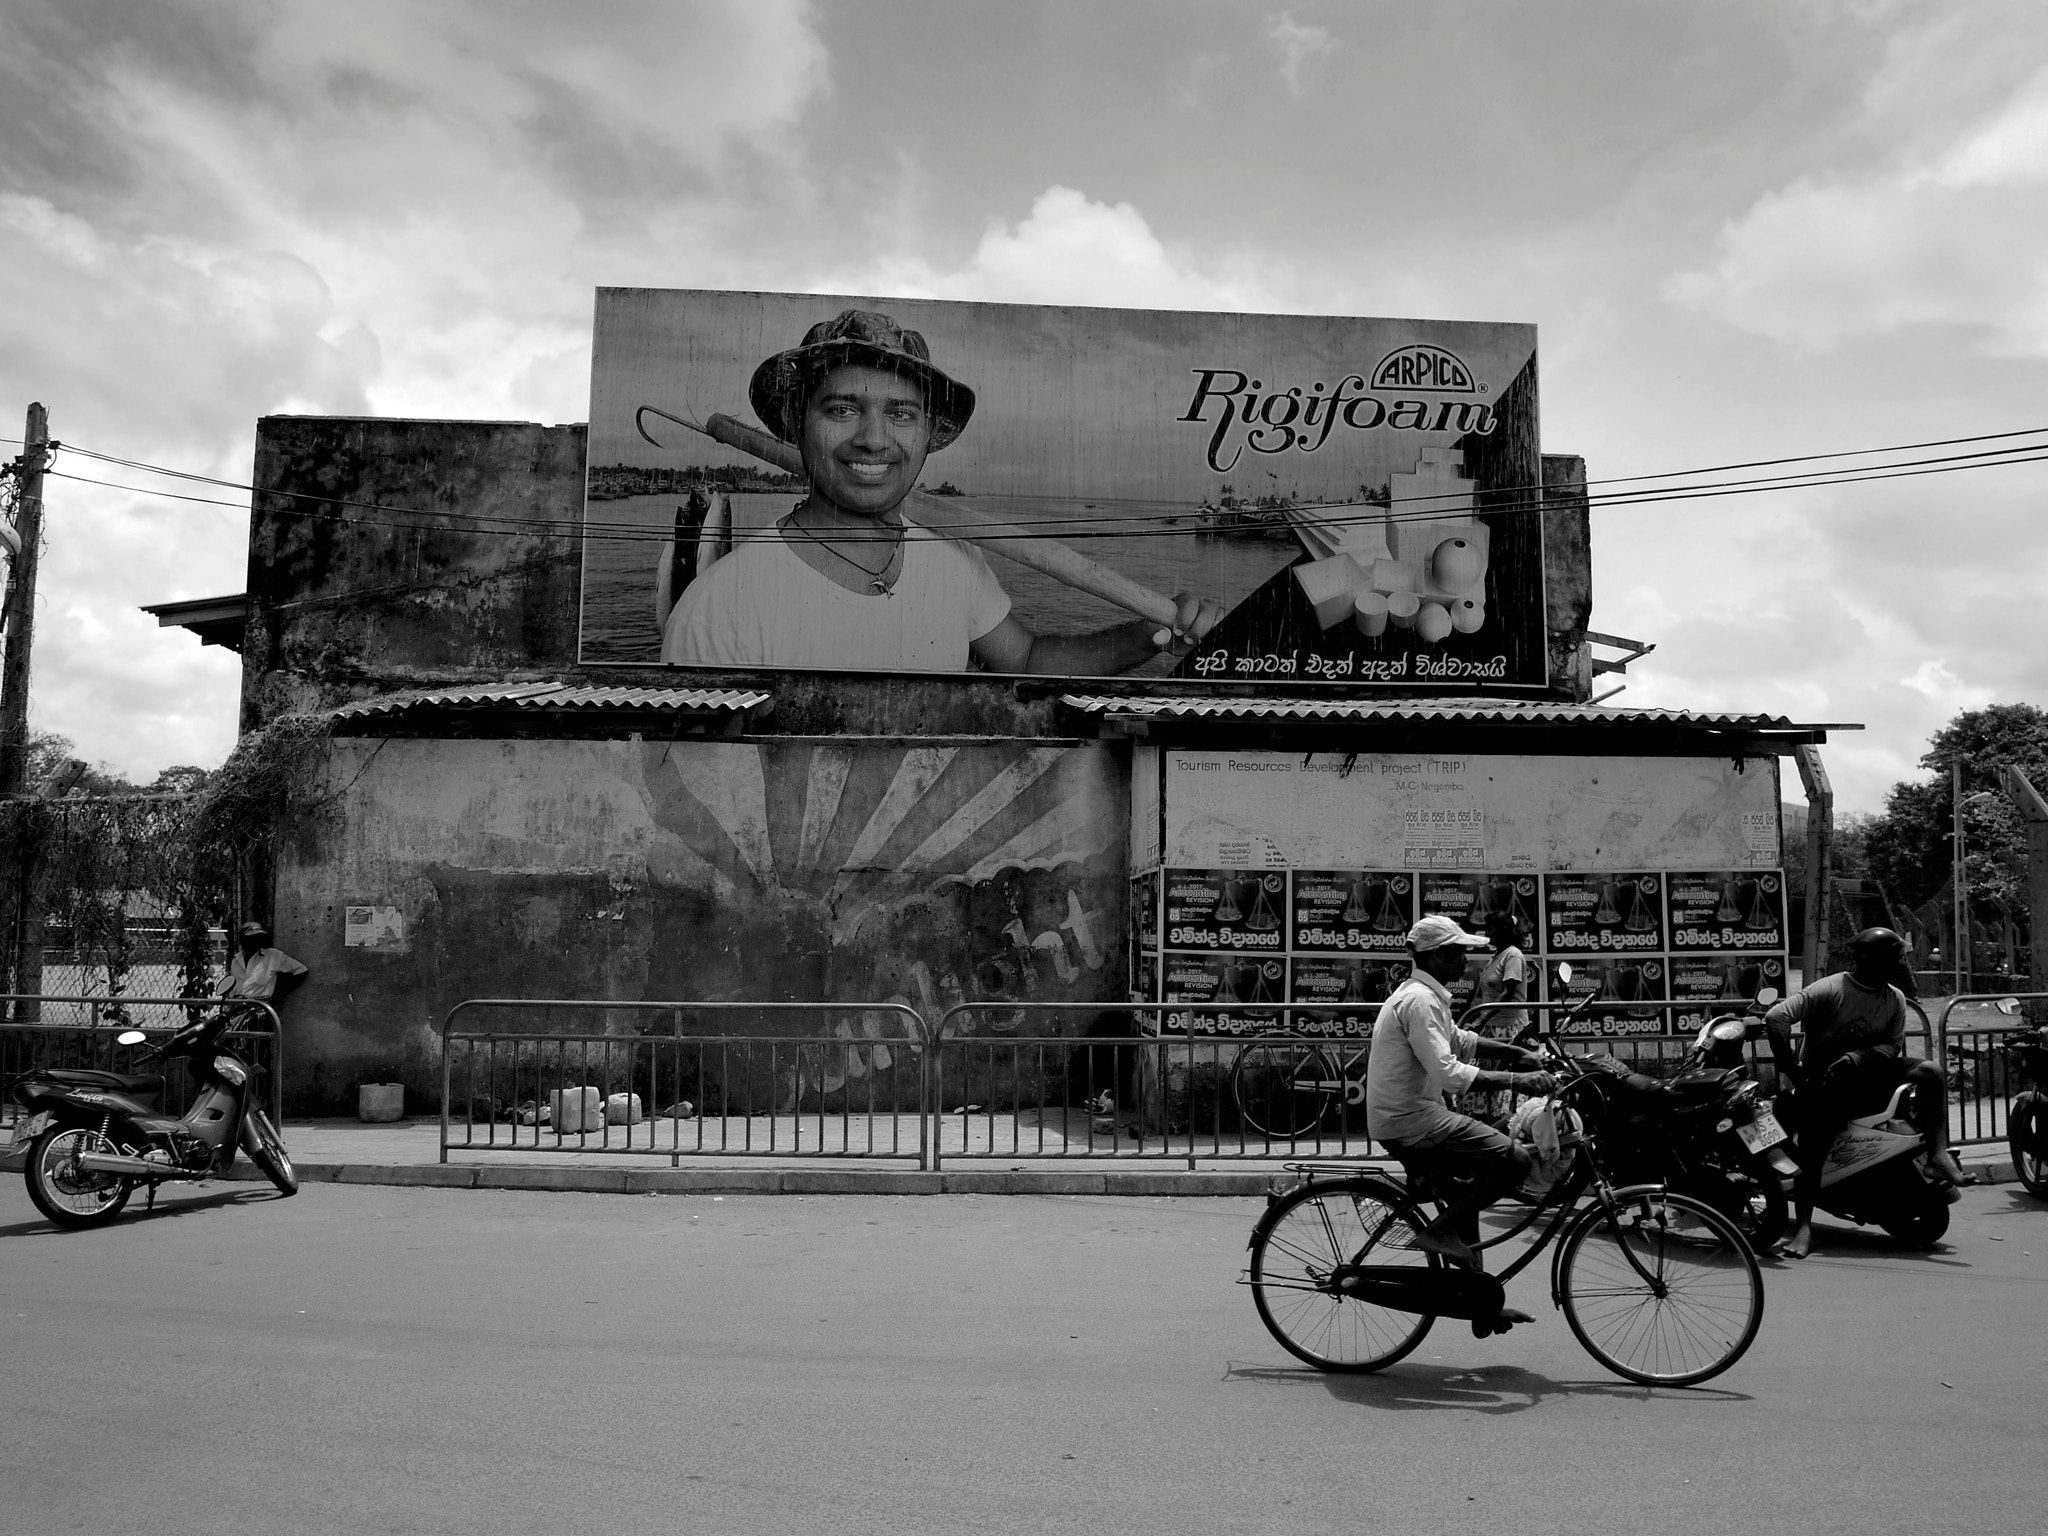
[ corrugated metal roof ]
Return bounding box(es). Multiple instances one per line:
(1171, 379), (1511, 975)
(1058, 694), (1849, 731)
(334, 683), (769, 719)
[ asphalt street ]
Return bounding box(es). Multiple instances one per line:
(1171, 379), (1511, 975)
(2, 1179), (2044, 1536)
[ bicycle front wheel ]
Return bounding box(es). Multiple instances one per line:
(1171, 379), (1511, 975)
(1232, 1043), (1337, 1141)
(1248, 1178), (1437, 1372)
(1556, 1189), (1763, 1387)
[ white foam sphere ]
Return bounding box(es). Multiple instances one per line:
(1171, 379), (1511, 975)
(1416, 602), (1452, 642)
(1431, 538), (1484, 592)
(1450, 597), (1485, 634)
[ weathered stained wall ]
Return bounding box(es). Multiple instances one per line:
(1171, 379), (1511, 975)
(243, 416), (586, 729)
(1542, 453), (1594, 699)
(275, 736), (1129, 1108)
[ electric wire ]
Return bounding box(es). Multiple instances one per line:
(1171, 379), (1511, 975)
(24, 423), (2048, 547)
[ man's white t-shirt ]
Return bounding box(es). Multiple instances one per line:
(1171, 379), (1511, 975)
(662, 521), (1012, 672)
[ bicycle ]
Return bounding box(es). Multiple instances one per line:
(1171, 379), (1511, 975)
(1243, 1011), (1766, 1387)
(1230, 1035), (1368, 1140)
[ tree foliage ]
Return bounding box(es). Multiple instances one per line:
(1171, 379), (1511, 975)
(1864, 702), (2048, 930)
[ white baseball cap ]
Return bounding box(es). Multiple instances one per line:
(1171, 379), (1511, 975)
(1408, 914), (1491, 952)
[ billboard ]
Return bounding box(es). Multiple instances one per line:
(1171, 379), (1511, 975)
(582, 289), (1544, 686)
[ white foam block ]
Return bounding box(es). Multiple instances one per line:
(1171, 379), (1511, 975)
(1292, 554), (1368, 630)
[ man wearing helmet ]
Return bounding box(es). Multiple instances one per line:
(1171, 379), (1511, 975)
(1764, 927), (1967, 1258)
(1366, 915), (1558, 1297)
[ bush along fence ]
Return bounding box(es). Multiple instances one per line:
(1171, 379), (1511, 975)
(431, 995), (1962, 1172)
(0, 712), (335, 1022)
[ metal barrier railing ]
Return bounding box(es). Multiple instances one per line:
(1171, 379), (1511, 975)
(926, 996), (1791, 1170)
(0, 995), (284, 1128)
(439, 1000), (931, 1167)
(1934, 991), (2047, 1148)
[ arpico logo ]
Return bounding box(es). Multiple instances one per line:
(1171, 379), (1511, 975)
(1371, 344), (1476, 392)
(1178, 346), (1497, 473)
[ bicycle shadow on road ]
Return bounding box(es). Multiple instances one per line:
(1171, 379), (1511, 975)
(0, 1187), (288, 1239)
(1223, 1361), (1751, 1412)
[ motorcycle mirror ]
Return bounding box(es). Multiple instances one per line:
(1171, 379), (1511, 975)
(115, 1029), (148, 1046)
(1997, 997), (2022, 1015)
(1553, 963), (1573, 987)
(1755, 987), (1779, 1006)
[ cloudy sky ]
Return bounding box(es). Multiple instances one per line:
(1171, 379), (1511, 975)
(2, 0), (2045, 812)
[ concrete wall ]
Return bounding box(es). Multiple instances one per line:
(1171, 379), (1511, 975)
(275, 736), (1129, 1109)
(242, 416), (585, 729)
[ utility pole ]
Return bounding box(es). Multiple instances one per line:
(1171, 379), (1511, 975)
(0, 402), (47, 1013)
(1995, 764), (2048, 986)
(1952, 760), (1969, 997)
(0, 402), (48, 796)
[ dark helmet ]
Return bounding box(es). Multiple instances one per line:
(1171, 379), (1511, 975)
(1849, 927), (1905, 958)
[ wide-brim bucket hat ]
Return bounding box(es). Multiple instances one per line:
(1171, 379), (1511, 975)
(749, 309), (976, 452)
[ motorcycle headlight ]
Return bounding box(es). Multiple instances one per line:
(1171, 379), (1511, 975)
(212, 1056), (248, 1086)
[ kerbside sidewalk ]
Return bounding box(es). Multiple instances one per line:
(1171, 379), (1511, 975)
(5, 1113), (2022, 1196)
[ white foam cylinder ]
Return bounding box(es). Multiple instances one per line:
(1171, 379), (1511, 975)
(1354, 591), (1389, 637)
(1385, 591), (1421, 630)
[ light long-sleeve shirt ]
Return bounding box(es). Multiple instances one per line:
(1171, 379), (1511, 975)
(1366, 968), (1481, 1146)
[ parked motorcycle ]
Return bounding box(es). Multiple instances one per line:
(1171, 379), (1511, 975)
(1993, 996), (2048, 1199)
(1525, 981), (1796, 1248)
(7, 1008), (296, 1227)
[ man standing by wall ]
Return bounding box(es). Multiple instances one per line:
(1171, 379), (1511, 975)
(219, 920), (307, 1021)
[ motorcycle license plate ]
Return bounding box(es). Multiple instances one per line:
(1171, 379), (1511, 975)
(9, 1112), (50, 1149)
(1736, 1105), (1788, 1153)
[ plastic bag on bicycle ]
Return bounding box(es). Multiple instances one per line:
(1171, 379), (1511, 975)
(1508, 1097), (1583, 1200)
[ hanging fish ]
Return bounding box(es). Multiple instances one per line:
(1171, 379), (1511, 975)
(653, 487), (732, 633)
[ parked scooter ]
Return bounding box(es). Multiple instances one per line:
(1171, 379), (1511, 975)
(1769, 1009), (1960, 1249)
(7, 1007), (296, 1227)
(1993, 996), (2048, 1199)
(1525, 977), (1797, 1247)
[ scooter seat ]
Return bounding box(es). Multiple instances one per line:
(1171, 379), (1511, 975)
(42, 1068), (165, 1095)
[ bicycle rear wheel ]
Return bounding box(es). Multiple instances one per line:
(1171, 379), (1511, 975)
(1232, 1043), (1337, 1141)
(1248, 1178), (1437, 1372)
(1556, 1189), (1763, 1387)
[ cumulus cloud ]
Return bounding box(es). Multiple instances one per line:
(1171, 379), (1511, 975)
(1667, 49), (2048, 354)
(839, 185), (1284, 312)
(1264, 12), (1336, 98)
(0, 0), (829, 779)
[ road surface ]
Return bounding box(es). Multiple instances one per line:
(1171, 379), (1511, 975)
(3, 1178), (2044, 1534)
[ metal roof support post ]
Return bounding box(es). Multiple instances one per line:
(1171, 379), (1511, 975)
(1995, 764), (2048, 988)
(1794, 745), (1833, 987)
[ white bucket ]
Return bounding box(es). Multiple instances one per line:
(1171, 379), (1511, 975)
(550, 1086), (603, 1133)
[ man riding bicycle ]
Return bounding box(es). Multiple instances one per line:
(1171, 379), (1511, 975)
(1366, 914), (1558, 1283)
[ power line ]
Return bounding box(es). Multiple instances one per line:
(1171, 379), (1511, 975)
(28, 423), (2048, 547)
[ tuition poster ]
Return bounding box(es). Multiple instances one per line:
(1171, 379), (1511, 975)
(582, 288), (1545, 688)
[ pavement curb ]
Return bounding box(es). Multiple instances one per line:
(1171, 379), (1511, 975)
(210, 1161), (1302, 1195)
(22, 1148), (2026, 1197)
